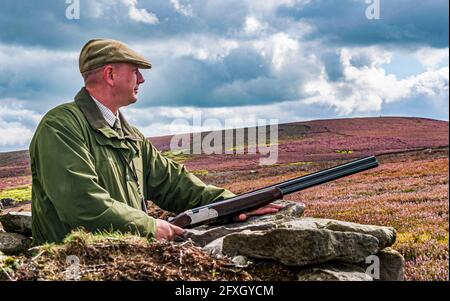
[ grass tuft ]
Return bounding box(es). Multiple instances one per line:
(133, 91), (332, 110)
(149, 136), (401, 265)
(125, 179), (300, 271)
(0, 186), (31, 202)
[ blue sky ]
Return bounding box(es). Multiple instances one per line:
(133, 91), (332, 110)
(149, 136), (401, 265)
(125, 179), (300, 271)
(0, 0), (448, 152)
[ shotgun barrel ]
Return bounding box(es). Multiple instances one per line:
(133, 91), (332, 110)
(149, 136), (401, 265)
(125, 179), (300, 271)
(169, 156), (379, 228)
(267, 155), (378, 195)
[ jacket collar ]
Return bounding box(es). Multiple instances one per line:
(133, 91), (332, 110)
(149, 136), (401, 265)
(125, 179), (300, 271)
(74, 87), (142, 142)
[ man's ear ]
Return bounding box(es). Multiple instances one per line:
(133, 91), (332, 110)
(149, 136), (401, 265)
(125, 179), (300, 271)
(102, 65), (115, 87)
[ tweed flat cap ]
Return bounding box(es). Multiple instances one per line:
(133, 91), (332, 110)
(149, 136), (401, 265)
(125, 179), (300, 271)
(79, 38), (152, 73)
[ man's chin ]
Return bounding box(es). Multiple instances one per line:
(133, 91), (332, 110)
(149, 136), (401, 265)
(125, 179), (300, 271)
(129, 95), (138, 103)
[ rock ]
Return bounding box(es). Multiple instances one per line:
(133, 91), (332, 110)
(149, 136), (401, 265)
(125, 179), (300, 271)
(181, 203), (402, 281)
(202, 237), (225, 258)
(0, 232), (31, 255)
(377, 248), (404, 281)
(277, 200), (305, 218)
(295, 218), (397, 249)
(184, 201), (305, 247)
(364, 247), (405, 281)
(297, 262), (373, 281)
(222, 228), (379, 267)
(186, 221), (277, 247)
(219, 217), (395, 267)
(0, 198), (17, 209)
(0, 212), (32, 237)
(231, 255), (252, 268)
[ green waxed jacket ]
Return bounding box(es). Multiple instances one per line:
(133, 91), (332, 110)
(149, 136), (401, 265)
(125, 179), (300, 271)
(30, 87), (235, 245)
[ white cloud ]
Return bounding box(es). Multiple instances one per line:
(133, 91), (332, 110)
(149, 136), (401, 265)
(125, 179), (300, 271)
(243, 16), (267, 36)
(85, 0), (116, 18)
(303, 47), (449, 114)
(246, 0), (310, 16)
(411, 67), (449, 97)
(83, 0), (159, 24)
(124, 103), (289, 137)
(0, 44), (77, 71)
(170, 0), (194, 17)
(136, 35), (239, 62)
(123, 0), (159, 24)
(253, 33), (301, 72)
(0, 43), (83, 112)
(0, 102), (42, 148)
(132, 34), (448, 118)
(414, 47), (449, 71)
(0, 126), (34, 149)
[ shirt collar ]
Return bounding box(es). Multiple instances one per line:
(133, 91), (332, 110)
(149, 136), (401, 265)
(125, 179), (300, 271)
(74, 87), (142, 142)
(90, 95), (119, 128)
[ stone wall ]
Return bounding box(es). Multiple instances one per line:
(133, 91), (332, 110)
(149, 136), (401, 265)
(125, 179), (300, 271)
(0, 201), (405, 281)
(183, 201), (404, 281)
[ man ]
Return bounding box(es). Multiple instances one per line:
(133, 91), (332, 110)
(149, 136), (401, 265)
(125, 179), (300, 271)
(29, 38), (282, 245)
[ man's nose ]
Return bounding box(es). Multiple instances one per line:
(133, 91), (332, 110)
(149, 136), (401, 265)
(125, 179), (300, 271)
(137, 71), (145, 84)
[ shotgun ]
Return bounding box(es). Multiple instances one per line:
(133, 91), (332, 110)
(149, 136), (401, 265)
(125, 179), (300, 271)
(169, 156), (379, 228)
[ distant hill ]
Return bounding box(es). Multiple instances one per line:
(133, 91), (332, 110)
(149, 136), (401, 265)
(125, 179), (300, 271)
(0, 117), (448, 183)
(150, 116), (448, 149)
(147, 116), (449, 172)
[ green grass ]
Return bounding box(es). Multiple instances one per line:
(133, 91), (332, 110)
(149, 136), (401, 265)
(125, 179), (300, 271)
(62, 229), (154, 246)
(161, 150), (191, 164)
(0, 186), (31, 202)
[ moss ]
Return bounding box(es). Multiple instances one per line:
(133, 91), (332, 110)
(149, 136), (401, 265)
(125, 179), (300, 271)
(62, 229), (151, 246)
(14, 229), (253, 281)
(0, 186), (31, 202)
(415, 233), (432, 243)
(356, 191), (376, 197)
(31, 243), (57, 257)
(269, 161), (312, 168)
(335, 210), (353, 216)
(396, 232), (438, 245)
(161, 150), (191, 164)
(1, 256), (20, 279)
(437, 233), (449, 244)
(287, 161), (312, 166)
(2, 256), (19, 268)
(191, 169), (209, 175)
(225, 143), (279, 152)
(335, 150), (354, 154)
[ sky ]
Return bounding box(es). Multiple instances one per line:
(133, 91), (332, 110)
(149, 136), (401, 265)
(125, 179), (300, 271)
(0, 0), (448, 152)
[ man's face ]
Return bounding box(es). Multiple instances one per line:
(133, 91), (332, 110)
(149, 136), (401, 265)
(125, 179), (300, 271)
(112, 63), (145, 106)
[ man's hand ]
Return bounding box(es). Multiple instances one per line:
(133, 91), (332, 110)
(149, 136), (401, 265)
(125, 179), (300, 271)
(234, 203), (284, 222)
(155, 219), (185, 241)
